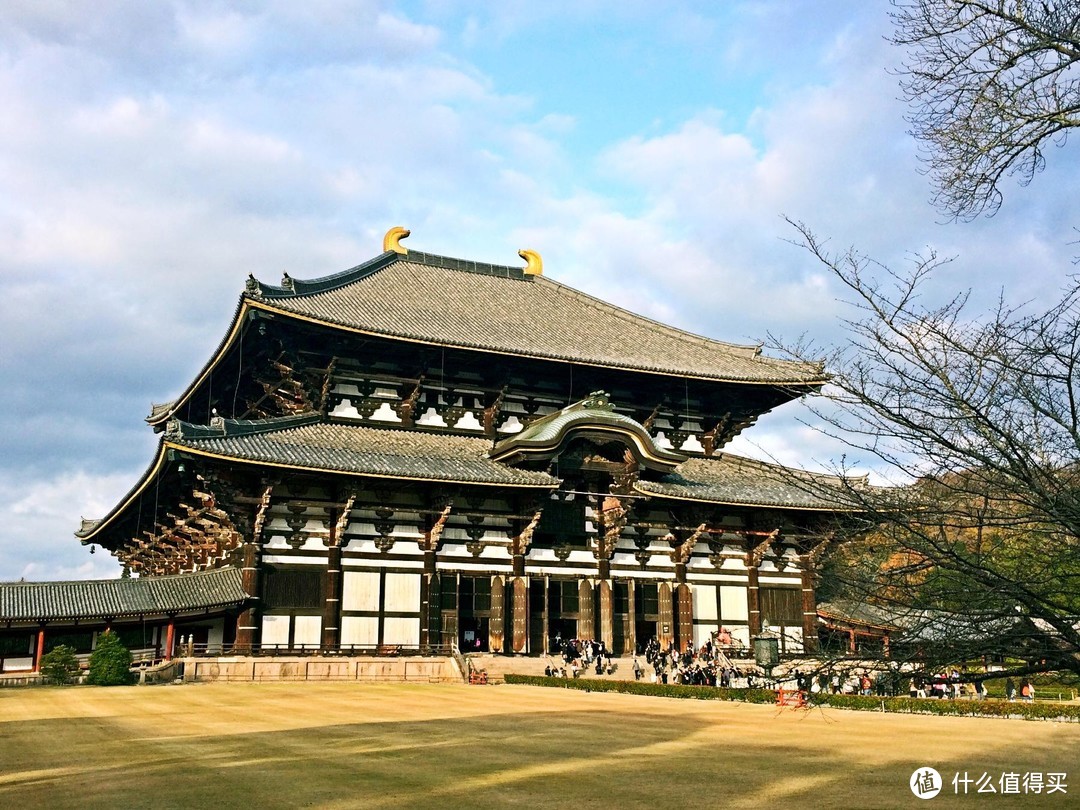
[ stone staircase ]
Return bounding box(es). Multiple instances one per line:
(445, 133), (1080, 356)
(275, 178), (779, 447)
(464, 652), (760, 684)
(465, 654), (642, 684)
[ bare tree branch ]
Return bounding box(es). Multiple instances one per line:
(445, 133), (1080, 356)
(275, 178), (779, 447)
(891, 0), (1080, 219)
(776, 219), (1080, 676)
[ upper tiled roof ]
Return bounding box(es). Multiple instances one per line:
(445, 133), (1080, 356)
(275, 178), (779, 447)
(246, 250), (825, 385)
(167, 415), (560, 488)
(0, 567), (246, 622)
(636, 454), (861, 510)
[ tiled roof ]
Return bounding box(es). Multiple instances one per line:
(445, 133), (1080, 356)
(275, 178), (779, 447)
(818, 599), (1024, 643)
(0, 568), (246, 622)
(169, 415), (560, 488)
(248, 250), (824, 385)
(817, 599), (906, 631)
(636, 454), (860, 510)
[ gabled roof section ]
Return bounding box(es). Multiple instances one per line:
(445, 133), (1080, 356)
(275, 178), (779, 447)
(245, 248), (826, 385)
(635, 453), (862, 511)
(490, 391), (685, 472)
(0, 568), (247, 622)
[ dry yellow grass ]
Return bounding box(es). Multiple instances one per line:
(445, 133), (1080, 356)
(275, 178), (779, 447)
(0, 682), (1077, 809)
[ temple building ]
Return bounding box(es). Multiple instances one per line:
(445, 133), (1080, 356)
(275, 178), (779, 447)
(2, 228), (856, 672)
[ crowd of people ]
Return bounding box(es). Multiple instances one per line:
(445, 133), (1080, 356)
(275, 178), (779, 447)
(543, 634), (764, 688)
(538, 633), (1035, 703)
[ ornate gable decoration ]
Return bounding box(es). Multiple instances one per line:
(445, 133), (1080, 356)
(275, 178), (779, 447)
(489, 391), (685, 472)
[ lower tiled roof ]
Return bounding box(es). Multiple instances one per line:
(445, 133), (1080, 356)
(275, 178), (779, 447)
(169, 417), (560, 488)
(0, 567), (247, 622)
(636, 454), (860, 510)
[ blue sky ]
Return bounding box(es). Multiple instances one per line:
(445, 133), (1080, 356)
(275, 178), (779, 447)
(1, 1), (1078, 581)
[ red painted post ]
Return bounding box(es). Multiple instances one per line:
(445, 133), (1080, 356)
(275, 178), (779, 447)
(33, 628), (45, 672)
(165, 620), (176, 661)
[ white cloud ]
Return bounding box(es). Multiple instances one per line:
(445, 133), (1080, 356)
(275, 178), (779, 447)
(0, 471), (134, 581)
(2, 2), (1078, 580)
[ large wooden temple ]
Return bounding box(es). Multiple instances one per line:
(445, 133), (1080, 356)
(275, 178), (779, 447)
(2, 228), (856, 672)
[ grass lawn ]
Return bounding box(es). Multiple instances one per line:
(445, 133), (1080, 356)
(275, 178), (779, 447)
(1, 681), (1077, 809)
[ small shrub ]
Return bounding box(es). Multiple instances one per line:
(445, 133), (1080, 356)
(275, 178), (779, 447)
(38, 644), (80, 685)
(86, 630), (135, 686)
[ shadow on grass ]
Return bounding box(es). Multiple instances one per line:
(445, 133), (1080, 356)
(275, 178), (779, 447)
(1, 702), (1077, 809)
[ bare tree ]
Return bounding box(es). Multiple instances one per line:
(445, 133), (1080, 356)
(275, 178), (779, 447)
(779, 219), (1080, 677)
(891, 0), (1080, 219)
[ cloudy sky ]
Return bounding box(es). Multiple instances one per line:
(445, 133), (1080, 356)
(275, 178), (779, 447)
(2, 1), (1078, 581)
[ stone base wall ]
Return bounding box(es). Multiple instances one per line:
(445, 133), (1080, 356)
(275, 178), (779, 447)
(180, 655), (461, 683)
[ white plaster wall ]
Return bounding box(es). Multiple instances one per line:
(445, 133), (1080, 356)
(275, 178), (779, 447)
(693, 624), (715, 649)
(261, 615), (290, 647)
(384, 573), (420, 612)
(340, 616), (379, 646)
(293, 615), (322, 647)
(692, 584), (718, 621)
(720, 585), (749, 621)
(383, 617), (420, 646)
(343, 571), (381, 611)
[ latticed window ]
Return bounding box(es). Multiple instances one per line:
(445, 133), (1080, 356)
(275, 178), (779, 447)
(760, 587), (801, 624)
(46, 631), (94, 653)
(458, 576), (491, 613)
(262, 567), (323, 610)
(0, 633), (32, 656)
(613, 581), (630, 614)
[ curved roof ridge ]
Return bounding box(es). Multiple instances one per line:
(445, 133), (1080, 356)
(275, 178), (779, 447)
(248, 249), (532, 300)
(248, 251), (399, 298)
(165, 412), (321, 440)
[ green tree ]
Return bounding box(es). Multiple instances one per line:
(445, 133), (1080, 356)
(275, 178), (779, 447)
(86, 630), (135, 686)
(38, 644), (80, 685)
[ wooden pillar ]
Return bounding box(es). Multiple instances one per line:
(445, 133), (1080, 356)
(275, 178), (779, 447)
(675, 583), (693, 650)
(658, 582), (674, 649)
(746, 565), (761, 637)
(577, 579), (594, 640)
(627, 581), (637, 655)
(235, 541), (261, 652)
(33, 627), (45, 672)
(441, 572), (459, 649)
(489, 575), (505, 653)
(848, 629), (857, 653)
(598, 580), (614, 650)
(542, 575), (550, 655)
(598, 557), (610, 580)
(321, 543), (343, 650)
(421, 550), (439, 648)
(164, 618), (176, 661)
(799, 554), (819, 653)
(511, 577), (528, 653)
